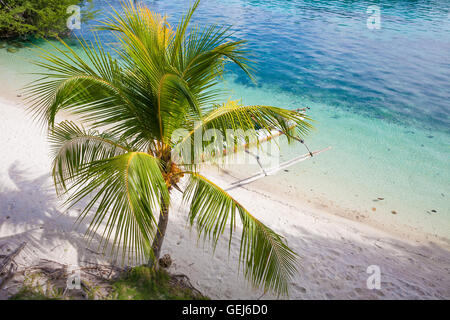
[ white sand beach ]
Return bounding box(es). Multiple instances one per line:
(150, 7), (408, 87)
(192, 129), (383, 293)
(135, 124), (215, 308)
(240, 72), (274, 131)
(1, 97), (449, 299)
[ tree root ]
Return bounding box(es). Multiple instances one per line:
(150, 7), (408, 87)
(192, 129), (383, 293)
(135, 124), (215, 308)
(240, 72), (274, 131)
(169, 273), (203, 297)
(1, 248), (204, 300)
(4, 258), (123, 300)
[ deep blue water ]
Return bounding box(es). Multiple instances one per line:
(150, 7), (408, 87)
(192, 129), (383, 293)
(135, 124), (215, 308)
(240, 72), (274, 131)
(78, 0), (450, 132)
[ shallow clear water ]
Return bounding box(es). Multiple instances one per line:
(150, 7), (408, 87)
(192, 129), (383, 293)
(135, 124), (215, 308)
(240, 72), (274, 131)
(0, 0), (449, 238)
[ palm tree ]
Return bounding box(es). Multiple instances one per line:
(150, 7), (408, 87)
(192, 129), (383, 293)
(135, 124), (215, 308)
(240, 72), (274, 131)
(26, 0), (312, 295)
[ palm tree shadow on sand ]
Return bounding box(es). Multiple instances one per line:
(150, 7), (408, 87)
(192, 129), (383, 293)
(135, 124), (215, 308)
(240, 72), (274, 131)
(0, 163), (116, 270)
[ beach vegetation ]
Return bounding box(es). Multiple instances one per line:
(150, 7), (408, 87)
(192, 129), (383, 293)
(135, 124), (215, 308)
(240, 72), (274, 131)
(111, 267), (208, 300)
(0, 0), (95, 39)
(10, 267), (207, 300)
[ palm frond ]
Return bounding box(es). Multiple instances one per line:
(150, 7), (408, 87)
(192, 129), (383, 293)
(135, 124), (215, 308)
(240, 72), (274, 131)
(172, 100), (313, 166)
(156, 72), (201, 141)
(202, 100), (313, 138)
(183, 173), (298, 296)
(51, 131), (169, 263)
(49, 121), (133, 194)
(169, 0), (201, 65)
(25, 37), (158, 145)
(97, 2), (203, 142)
(174, 24), (254, 111)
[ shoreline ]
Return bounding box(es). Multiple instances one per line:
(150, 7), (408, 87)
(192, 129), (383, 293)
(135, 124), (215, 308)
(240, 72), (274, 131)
(201, 159), (450, 250)
(1, 96), (449, 299)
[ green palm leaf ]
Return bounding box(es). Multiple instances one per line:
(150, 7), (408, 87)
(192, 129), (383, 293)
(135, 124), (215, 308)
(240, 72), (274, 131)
(49, 121), (133, 193)
(172, 100), (313, 166)
(183, 173), (298, 296)
(25, 37), (158, 146)
(50, 123), (169, 264)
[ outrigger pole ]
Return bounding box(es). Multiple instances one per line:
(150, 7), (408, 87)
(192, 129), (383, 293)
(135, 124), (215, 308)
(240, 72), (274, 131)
(244, 133), (314, 177)
(245, 149), (268, 176)
(226, 147), (330, 191)
(241, 106), (314, 175)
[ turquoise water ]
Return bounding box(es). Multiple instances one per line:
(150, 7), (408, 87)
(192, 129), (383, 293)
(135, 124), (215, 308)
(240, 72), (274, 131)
(0, 0), (449, 238)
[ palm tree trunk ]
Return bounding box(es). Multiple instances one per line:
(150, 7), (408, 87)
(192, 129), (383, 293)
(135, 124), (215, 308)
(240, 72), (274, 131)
(148, 196), (169, 267)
